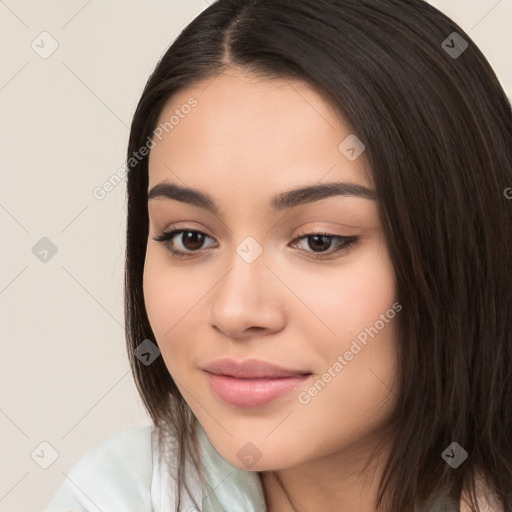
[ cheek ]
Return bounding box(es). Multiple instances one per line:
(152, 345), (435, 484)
(143, 245), (207, 323)
(285, 239), (397, 341)
(286, 239), (399, 416)
(142, 249), (200, 369)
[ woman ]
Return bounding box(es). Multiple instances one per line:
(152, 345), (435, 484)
(46, 0), (512, 511)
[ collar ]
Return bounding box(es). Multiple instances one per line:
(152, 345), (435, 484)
(151, 419), (266, 511)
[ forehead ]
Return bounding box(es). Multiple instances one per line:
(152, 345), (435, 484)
(148, 70), (372, 194)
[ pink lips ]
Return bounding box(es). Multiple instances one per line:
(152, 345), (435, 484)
(203, 358), (312, 408)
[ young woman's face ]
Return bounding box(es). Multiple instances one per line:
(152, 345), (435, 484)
(143, 70), (399, 471)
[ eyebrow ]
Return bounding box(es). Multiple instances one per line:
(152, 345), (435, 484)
(147, 181), (377, 213)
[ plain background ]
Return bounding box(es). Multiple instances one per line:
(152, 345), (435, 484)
(0, 1), (510, 510)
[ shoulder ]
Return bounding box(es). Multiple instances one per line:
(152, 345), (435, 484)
(45, 425), (154, 512)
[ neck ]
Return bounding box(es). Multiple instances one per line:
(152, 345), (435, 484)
(260, 432), (391, 512)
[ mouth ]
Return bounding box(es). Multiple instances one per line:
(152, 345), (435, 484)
(204, 373), (312, 408)
(203, 357), (312, 379)
(203, 359), (313, 408)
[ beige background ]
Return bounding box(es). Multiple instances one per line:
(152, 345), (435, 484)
(0, 1), (510, 510)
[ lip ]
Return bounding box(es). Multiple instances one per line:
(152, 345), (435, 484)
(203, 358), (311, 379)
(203, 358), (312, 408)
(205, 373), (311, 408)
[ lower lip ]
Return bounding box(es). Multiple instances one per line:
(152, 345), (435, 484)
(205, 372), (311, 408)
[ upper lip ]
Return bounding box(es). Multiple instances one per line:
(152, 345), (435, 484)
(203, 358), (312, 379)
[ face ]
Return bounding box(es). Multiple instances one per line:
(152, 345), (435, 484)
(143, 70), (399, 472)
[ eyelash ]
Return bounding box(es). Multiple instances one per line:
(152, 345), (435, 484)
(152, 228), (359, 260)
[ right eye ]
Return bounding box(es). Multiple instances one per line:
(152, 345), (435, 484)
(153, 229), (217, 257)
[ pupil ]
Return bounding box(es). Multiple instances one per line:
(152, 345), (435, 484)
(309, 235), (331, 252)
(183, 231), (204, 250)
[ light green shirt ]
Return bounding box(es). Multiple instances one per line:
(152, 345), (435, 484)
(45, 420), (458, 512)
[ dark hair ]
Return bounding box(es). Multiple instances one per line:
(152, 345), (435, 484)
(124, 0), (512, 510)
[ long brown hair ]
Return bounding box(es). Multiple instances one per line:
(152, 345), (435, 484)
(124, 1), (512, 510)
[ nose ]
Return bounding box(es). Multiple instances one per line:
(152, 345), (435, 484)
(208, 247), (287, 340)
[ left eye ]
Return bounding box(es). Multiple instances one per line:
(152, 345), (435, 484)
(153, 229), (358, 259)
(290, 233), (358, 258)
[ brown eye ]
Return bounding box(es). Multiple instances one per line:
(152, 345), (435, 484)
(306, 235), (333, 252)
(290, 233), (359, 259)
(153, 229), (217, 256)
(181, 231), (206, 251)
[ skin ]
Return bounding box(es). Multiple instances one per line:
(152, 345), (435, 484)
(143, 69), (399, 512)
